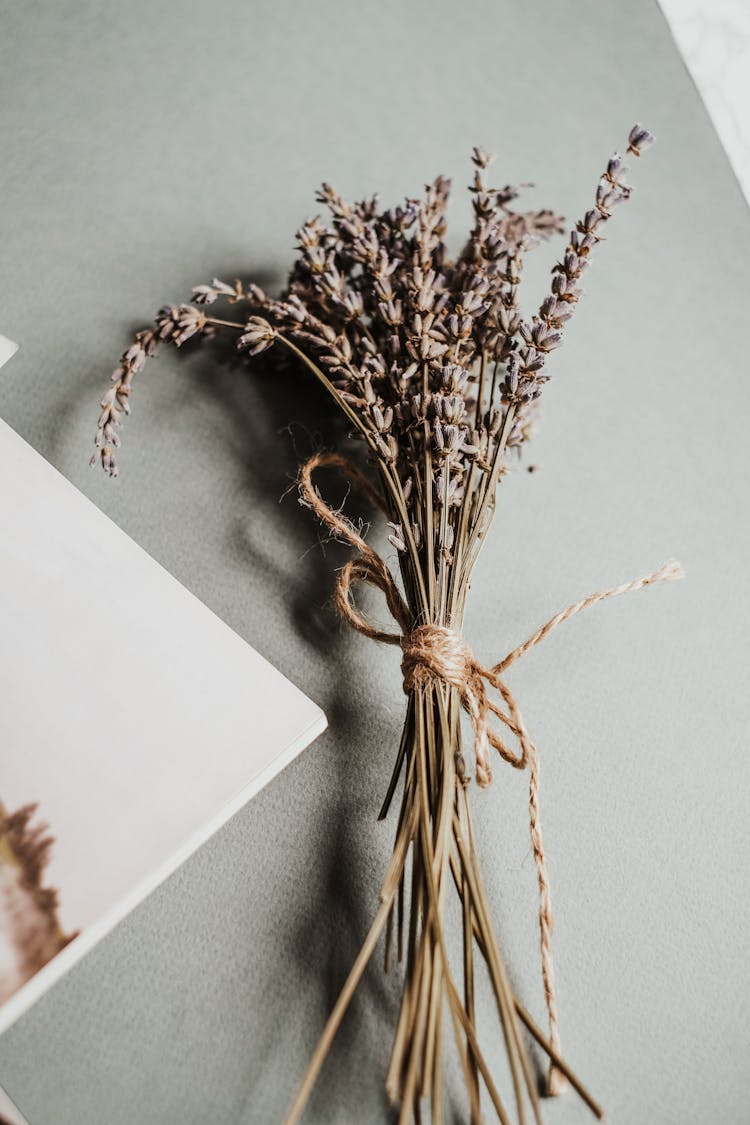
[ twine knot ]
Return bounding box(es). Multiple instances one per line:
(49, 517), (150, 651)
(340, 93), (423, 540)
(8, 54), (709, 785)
(401, 624), (474, 694)
(400, 624), (526, 788)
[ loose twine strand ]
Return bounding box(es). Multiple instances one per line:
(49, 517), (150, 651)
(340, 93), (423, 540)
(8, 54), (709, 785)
(299, 450), (684, 1094)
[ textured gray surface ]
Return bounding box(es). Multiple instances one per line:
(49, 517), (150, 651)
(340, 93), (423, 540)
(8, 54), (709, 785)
(1, 1), (748, 1123)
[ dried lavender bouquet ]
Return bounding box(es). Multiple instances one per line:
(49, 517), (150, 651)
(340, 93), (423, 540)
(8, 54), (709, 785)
(92, 124), (682, 1124)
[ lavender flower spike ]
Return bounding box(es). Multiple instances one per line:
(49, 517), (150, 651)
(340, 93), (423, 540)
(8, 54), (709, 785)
(627, 123), (655, 157)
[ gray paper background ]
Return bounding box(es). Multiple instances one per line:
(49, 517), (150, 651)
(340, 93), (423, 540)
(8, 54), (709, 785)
(1, 1), (748, 1122)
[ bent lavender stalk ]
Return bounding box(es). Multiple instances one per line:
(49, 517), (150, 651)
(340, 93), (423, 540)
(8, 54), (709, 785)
(90, 124), (682, 1124)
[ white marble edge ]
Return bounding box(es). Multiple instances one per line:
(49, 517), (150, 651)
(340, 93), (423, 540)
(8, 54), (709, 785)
(658, 0), (750, 205)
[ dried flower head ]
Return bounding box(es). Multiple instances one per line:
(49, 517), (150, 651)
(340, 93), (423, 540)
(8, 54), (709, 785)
(91, 128), (652, 618)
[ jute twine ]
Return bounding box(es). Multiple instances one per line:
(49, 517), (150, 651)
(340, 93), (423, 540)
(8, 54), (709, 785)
(300, 450), (683, 1094)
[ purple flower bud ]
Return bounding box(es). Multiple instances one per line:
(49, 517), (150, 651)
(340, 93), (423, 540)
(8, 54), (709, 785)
(471, 145), (494, 169)
(606, 153), (629, 181)
(627, 123), (655, 156)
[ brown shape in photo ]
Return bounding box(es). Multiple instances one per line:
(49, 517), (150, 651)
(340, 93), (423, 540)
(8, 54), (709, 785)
(0, 801), (77, 1005)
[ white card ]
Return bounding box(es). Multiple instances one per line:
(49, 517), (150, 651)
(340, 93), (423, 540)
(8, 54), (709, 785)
(0, 338), (18, 372)
(0, 418), (326, 1035)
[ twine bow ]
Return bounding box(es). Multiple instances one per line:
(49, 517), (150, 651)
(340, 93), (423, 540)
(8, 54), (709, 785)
(300, 450), (683, 1085)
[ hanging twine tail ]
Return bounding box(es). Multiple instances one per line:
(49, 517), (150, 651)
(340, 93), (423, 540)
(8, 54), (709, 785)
(299, 451), (684, 1103)
(491, 556), (685, 1095)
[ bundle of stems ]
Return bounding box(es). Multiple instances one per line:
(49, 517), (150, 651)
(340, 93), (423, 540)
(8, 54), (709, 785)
(91, 125), (670, 1123)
